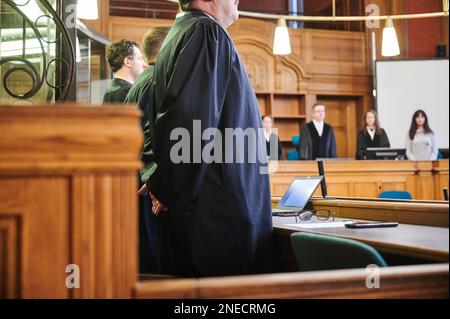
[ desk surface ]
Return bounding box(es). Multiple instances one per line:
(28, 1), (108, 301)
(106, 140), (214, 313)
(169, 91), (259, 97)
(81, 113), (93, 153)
(273, 217), (449, 262)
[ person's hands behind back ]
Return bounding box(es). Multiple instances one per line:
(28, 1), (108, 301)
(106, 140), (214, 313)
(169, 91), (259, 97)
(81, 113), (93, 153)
(138, 184), (168, 215)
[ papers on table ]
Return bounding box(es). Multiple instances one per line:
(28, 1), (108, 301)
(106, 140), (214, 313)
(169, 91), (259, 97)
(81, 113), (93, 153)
(285, 222), (353, 229)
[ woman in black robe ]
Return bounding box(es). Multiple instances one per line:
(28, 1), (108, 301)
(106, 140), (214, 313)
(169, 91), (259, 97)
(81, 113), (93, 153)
(356, 110), (391, 159)
(262, 115), (283, 160)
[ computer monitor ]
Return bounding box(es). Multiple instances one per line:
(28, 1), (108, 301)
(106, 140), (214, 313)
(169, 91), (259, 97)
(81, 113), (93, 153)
(274, 176), (323, 213)
(365, 148), (407, 160)
(439, 149), (449, 159)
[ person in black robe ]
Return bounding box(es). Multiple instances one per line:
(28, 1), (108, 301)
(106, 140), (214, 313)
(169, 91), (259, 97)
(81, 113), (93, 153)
(138, 0), (273, 278)
(299, 102), (337, 160)
(356, 110), (390, 159)
(125, 27), (171, 274)
(262, 115), (283, 160)
(103, 39), (147, 104)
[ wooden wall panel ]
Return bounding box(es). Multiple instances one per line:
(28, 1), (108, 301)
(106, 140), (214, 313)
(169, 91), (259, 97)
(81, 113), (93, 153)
(0, 105), (142, 299)
(269, 160), (449, 200)
(0, 178), (69, 299)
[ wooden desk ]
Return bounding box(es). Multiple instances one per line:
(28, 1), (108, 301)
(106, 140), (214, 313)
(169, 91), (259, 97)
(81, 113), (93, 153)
(272, 197), (449, 227)
(269, 160), (449, 200)
(273, 217), (449, 263)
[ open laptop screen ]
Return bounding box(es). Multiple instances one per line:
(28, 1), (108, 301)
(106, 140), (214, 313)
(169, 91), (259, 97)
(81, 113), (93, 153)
(278, 177), (323, 209)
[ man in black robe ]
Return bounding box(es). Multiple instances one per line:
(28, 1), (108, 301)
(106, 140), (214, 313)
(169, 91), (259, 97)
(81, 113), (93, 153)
(103, 39), (147, 104)
(299, 102), (338, 160)
(138, 0), (273, 277)
(124, 27), (170, 274)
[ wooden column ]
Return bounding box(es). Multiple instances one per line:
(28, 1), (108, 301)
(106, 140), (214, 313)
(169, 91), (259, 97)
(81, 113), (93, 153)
(0, 104), (142, 299)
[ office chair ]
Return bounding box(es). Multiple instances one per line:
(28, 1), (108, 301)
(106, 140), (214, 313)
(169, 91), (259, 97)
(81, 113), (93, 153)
(290, 232), (387, 272)
(292, 135), (300, 147)
(287, 135), (301, 161)
(379, 190), (413, 200)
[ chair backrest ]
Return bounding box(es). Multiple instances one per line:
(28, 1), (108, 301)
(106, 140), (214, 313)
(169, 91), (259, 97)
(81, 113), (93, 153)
(287, 150), (300, 161)
(292, 135), (300, 146)
(290, 232), (387, 272)
(379, 190), (413, 200)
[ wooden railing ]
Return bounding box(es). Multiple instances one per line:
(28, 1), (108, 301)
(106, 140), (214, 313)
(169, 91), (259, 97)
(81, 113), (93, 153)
(134, 264), (449, 299)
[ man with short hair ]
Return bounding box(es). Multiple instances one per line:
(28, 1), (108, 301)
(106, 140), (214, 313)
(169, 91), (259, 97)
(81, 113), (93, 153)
(138, 0), (273, 277)
(103, 39), (147, 104)
(124, 27), (170, 274)
(299, 102), (338, 160)
(126, 27), (171, 111)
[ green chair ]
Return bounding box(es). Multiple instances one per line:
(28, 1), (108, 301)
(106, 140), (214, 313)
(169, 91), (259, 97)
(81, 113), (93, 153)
(290, 232), (387, 272)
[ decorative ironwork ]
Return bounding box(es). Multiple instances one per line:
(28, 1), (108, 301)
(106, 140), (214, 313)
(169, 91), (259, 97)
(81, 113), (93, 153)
(0, 0), (75, 102)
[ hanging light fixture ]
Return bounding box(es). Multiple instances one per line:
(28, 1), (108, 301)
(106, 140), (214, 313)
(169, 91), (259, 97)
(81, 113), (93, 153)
(382, 17), (400, 57)
(77, 0), (99, 20)
(273, 18), (292, 55)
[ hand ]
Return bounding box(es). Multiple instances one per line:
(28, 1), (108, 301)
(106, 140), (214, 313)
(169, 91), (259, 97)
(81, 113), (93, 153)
(138, 184), (168, 216)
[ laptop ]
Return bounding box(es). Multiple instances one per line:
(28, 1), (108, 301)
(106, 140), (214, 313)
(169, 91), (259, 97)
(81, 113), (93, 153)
(272, 176), (323, 215)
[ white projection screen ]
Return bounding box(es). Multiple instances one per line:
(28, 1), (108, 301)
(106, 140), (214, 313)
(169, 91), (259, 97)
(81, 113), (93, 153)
(376, 59), (449, 149)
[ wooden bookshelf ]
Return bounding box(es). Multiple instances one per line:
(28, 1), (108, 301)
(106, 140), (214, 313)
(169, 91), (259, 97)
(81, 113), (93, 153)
(256, 93), (308, 159)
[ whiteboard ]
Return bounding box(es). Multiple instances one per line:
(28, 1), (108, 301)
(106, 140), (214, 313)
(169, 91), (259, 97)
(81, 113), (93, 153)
(376, 60), (449, 149)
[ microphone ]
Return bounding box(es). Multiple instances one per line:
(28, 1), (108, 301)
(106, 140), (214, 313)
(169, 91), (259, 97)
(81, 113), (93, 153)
(317, 160), (327, 198)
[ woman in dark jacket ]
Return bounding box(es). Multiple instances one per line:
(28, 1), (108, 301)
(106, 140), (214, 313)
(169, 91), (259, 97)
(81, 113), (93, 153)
(356, 110), (390, 160)
(262, 115), (283, 160)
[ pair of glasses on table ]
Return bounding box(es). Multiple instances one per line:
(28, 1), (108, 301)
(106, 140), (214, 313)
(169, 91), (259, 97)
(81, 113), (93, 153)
(278, 210), (336, 223)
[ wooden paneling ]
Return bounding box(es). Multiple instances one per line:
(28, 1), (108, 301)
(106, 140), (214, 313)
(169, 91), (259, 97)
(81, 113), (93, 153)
(269, 160), (449, 200)
(433, 160), (450, 200)
(0, 104), (142, 299)
(134, 264), (449, 299)
(0, 178), (69, 298)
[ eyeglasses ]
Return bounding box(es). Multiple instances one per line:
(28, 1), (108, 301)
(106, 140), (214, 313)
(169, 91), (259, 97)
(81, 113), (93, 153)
(294, 210), (336, 223)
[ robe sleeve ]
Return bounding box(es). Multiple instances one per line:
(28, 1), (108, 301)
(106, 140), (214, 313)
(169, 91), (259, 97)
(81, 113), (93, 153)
(356, 131), (365, 159)
(380, 129), (391, 148)
(329, 127), (338, 158)
(146, 21), (233, 211)
(299, 125), (310, 160)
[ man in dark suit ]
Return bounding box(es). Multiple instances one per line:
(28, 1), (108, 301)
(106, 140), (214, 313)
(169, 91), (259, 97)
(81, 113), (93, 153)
(299, 102), (337, 160)
(103, 39), (147, 104)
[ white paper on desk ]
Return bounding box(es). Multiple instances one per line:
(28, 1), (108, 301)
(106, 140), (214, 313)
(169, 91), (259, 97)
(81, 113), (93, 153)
(285, 222), (352, 229)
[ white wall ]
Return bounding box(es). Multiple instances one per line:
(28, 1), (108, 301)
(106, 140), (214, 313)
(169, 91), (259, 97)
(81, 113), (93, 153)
(376, 60), (449, 149)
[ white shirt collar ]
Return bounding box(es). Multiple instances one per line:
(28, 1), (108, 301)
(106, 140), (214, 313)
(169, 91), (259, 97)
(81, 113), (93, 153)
(313, 120), (324, 137)
(367, 126), (376, 140)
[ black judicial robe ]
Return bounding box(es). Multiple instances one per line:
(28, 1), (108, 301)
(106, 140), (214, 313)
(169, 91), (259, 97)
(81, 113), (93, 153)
(141, 9), (273, 277)
(125, 65), (156, 179)
(299, 122), (337, 160)
(103, 78), (132, 104)
(356, 128), (390, 159)
(125, 66), (158, 274)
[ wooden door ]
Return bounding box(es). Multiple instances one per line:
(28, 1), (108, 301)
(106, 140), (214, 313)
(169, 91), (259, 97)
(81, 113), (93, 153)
(320, 98), (358, 159)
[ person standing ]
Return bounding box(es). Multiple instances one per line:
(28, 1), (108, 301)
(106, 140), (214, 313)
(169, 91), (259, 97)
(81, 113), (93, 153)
(124, 27), (171, 274)
(103, 39), (147, 104)
(299, 102), (337, 160)
(406, 110), (439, 161)
(262, 115), (283, 160)
(138, 0), (273, 277)
(356, 110), (390, 159)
